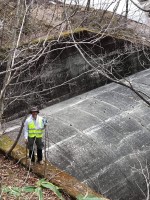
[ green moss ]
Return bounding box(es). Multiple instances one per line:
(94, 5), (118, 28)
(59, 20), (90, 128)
(22, 28), (88, 46)
(0, 135), (14, 152)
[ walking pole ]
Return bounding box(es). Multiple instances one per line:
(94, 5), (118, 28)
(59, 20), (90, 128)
(25, 143), (28, 166)
(44, 126), (47, 176)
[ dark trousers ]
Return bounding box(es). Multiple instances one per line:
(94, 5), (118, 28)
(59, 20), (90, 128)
(29, 149), (42, 162)
(28, 137), (44, 162)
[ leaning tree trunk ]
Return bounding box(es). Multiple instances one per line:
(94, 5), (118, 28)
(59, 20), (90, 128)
(5, 114), (28, 157)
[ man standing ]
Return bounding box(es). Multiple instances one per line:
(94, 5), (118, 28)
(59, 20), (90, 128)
(24, 106), (47, 165)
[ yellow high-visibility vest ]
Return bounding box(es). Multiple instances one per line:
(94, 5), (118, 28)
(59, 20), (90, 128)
(28, 118), (44, 138)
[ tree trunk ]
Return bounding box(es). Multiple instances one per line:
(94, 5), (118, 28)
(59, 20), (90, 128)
(124, 0), (129, 27)
(23, 0), (32, 35)
(86, 0), (90, 11)
(5, 114), (28, 157)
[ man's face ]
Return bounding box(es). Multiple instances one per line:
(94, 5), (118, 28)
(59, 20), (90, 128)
(31, 111), (38, 119)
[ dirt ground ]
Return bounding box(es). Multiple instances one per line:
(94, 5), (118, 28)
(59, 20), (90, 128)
(0, 152), (71, 200)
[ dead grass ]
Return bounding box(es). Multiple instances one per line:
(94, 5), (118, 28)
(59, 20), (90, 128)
(0, 152), (71, 200)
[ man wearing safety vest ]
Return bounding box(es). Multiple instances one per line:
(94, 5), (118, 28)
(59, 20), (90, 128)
(24, 106), (47, 165)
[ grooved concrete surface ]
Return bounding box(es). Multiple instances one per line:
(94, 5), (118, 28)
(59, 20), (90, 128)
(6, 68), (150, 200)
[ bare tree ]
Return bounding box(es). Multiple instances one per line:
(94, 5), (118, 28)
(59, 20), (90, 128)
(0, 0), (56, 131)
(0, 0), (82, 132)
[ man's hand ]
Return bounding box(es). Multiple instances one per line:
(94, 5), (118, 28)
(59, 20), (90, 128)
(24, 139), (28, 144)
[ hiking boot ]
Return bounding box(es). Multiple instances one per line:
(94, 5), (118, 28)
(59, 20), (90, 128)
(30, 161), (35, 166)
(39, 160), (44, 165)
(28, 158), (35, 166)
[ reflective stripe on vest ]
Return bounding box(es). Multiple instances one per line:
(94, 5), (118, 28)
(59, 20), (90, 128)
(28, 118), (44, 138)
